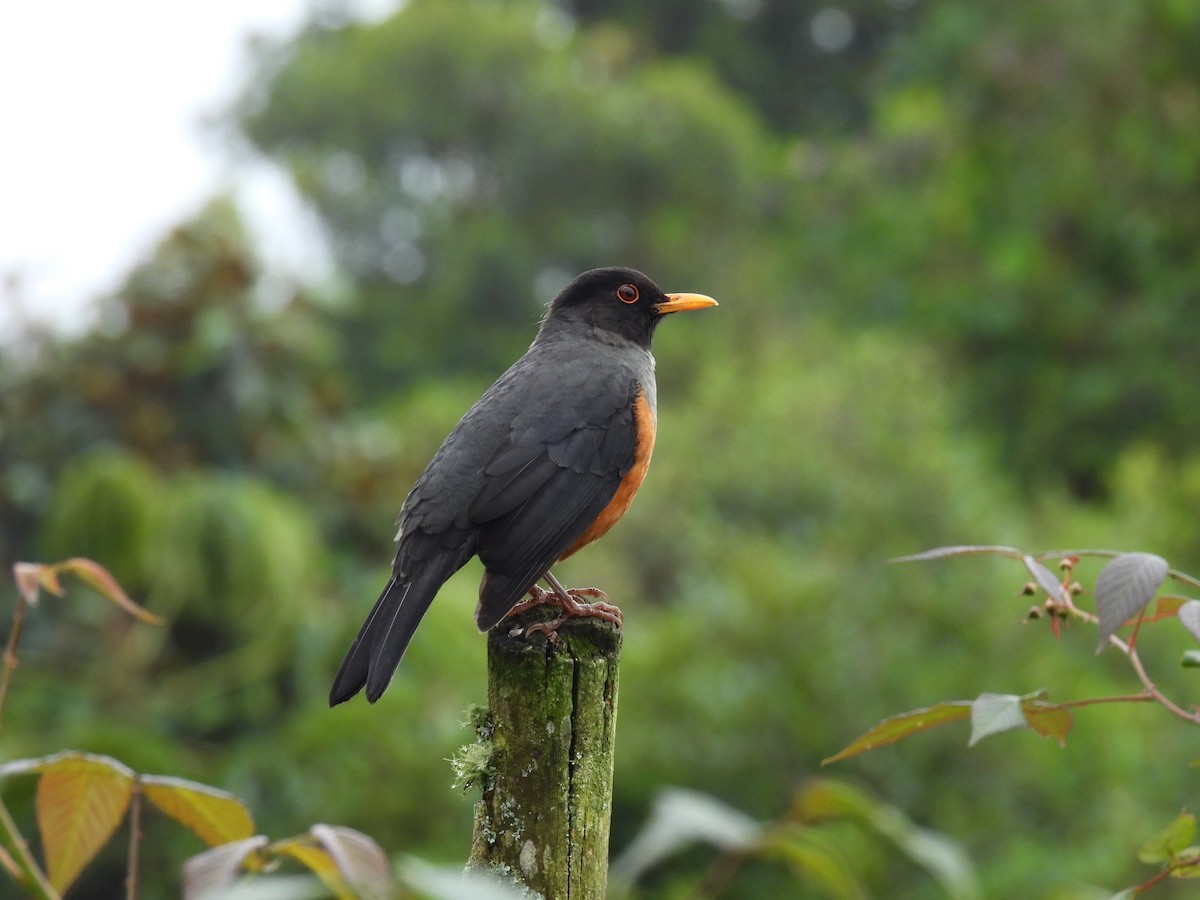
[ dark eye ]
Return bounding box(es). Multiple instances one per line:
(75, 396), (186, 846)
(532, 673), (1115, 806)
(616, 283), (639, 304)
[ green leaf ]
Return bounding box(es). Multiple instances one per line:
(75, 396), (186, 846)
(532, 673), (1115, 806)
(1183, 650), (1200, 668)
(1095, 553), (1169, 651)
(140, 775), (256, 847)
(822, 702), (971, 765)
(1137, 810), (1196, 864)
(766, 827), (868, 899)
(969, 693), (1028, 746)
(1170, 849), (1200, 878)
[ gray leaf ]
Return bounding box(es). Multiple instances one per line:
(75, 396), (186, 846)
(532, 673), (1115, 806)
(1095, 553), (1169, 652)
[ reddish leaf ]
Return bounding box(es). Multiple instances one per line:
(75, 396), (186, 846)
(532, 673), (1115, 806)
(1095, 553), (1168, 652)
(822, 702), (971, 765)
(11, 563), (65, 606)
(58, 557), (164, 625)
(141, 775), (255, 847)
(1021, 700), (1073, 746)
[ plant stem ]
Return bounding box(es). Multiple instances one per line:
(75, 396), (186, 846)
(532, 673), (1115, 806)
(0, 595), (29, 741)
(126, 783), (142, 900)
(0, 795), (59, 900)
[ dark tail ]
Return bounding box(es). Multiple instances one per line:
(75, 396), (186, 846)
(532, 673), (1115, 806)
(329, 575), (438, 706)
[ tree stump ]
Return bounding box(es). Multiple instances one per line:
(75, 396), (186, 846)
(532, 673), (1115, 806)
(466, 605), (622, 898)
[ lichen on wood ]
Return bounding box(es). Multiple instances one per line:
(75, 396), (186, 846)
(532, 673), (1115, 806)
(465, 605), (621, 899)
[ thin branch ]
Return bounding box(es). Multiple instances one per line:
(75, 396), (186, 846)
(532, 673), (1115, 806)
(0, 795), (59, 900)
(1109, 634), (1200, 725)
(126, 783), (143, 900)
(0, 594), (29, 740)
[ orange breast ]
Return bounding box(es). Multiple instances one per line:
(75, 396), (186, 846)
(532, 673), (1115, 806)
(559, 389), (656, 560)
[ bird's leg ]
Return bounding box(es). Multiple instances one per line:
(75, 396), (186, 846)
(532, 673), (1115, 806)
(506, 570), (624, 639)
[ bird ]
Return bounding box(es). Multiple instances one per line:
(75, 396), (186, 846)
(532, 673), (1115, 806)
(329, 266), (717, 705)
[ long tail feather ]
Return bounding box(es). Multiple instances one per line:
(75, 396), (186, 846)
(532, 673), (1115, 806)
(329, 576), (436, 706)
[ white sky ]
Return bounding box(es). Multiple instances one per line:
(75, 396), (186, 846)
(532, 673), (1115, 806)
(0, 0), (392, 334)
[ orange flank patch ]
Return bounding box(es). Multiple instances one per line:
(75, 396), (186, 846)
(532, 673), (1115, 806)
(559, 390), (655, 559)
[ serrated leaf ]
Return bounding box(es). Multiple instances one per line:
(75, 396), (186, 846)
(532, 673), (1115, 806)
(141, 775), (255, 847)
(1021, 700), (1073, 746)
(1095, 553), (1169, 651)
(1023, 556), (1064, 599)
(969, 693), (1028, 746)
(822, 702), (972, 765)
(609, 788), (762, 886)
(1179, 601), (1200, 644)
(182, 835), (270, 899)
(1138, 810), (1196, 864)
(32, 753), (135, 891)
(58, 557), (164, 624)
(889, 545), (1023, 564)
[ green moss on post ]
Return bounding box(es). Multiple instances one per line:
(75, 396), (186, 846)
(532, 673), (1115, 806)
(467, 606), (621, 898)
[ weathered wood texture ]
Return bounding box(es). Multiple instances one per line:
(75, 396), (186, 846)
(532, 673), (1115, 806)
(467, 607), (621, 899)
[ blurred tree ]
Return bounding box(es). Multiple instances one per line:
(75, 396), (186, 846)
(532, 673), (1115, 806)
(0, 196), (344, 567)
(795, 0), (1200, 494)
(234, 0), (781, 392)
(556, 0), (927, 133)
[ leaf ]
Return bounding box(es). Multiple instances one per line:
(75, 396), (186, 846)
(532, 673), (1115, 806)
(141, 775), (256, 847)
(1095, 553), (1169, 651)
(11, 562), (65, 606)
(1154, 595), (1189, 619)
(1183, 650), (1200, 668)
(1138, 810), (1196, 864)
(1179, 601), (1200, 644)
(308, 824), (391, 887)
(399, 857), (531, 900)
(15, 752), (136, 892)
(969, 693), (1028, 746)
(792, 779), (979, 899)
(766, 828), (868, 899)
(1022, 555), (1064, 600)
(609, 788), (762, 886)
(822, 702), (971, 765)
(181, 835), (270, 899)
(57, 557), (164, 625)
(889, 545), (1023, 564)
(1170, 850), (1200, 878)
(270, 837), (346, 898)
(1021, 699), (1074, 746)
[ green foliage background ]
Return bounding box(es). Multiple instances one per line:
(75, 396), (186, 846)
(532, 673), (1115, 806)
(3, 0), (1200, 895)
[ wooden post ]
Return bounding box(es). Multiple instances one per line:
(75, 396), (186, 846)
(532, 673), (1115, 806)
(466, 606), (621, 898)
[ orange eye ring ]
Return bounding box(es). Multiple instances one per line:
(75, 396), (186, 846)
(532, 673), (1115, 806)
(617, 283), (639, 304)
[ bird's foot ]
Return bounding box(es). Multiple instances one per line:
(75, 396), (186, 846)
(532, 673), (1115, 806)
(507, 583), (623, 641)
